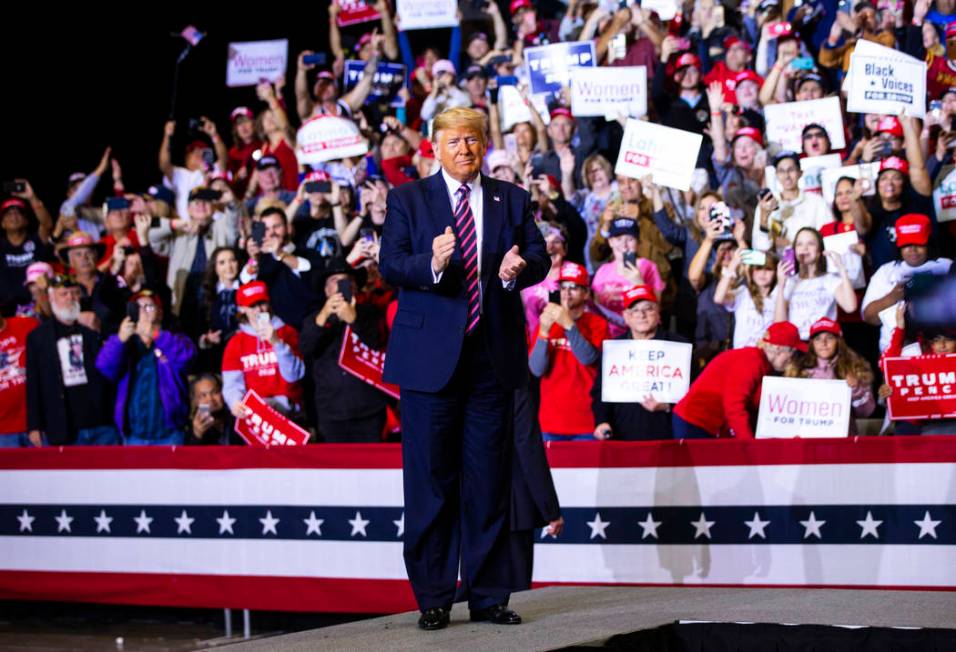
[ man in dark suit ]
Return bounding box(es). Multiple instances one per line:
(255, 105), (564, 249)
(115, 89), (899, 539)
(380, 107), (549, 630)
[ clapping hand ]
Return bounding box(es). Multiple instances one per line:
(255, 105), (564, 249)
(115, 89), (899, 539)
(432, 226), (456, 274)
(499, 245), (527, 282)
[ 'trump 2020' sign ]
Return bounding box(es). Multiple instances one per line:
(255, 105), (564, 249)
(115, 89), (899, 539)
(756, 377), (851, 438)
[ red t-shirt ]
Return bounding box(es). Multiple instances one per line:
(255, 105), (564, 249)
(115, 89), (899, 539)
(262, 139), (300, 192)
(927, 54), (956, 105)
(221, 326), (303, 407)
(536, 311), (609, 435)
(0, 317), (39, 434)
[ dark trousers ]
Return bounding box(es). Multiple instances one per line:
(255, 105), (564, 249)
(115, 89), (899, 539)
(400, 328), (514, 612)
(671, 412), (715, 439)
(318, 410), (386, 443)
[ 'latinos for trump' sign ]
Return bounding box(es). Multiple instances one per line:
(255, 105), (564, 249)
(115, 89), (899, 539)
(885, 355), (956, 421)
(525, 41), (596, 96)
(235, 390), (311, 447)
(569, 65), (647, 118)
(297, 115), (369, 164)
(756, 377), (851, 438)
(600, 340), (692, 404)
(614, 119), (702, 191)
(226, 40), (288, 87)
(932, 165), (956, 223)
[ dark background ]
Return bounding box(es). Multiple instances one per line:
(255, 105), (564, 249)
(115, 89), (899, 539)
(0, 8), (341, 212)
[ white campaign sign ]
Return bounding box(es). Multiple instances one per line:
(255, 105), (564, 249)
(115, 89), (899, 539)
(226, 39), (288, 88)
(497, 85), (550, 131)
(755, 377), (851, 439)
(296, 116), (369, 164)
(614, 119), (702, 190)
(820, 163), (879, 205)
(601, 339), (692, 404)
(846, 40), (926, 118)
(823, 230), (866, 289)
(764, 97), (846, 152)
(396, 0), (457, 30)
(762, 153), (842, 196)
(932, 165), (956, 223)
(570, 66), (647, 118)
(640, 0), (680, 20)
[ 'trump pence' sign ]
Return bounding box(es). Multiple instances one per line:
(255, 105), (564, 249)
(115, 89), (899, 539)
(601, 339), (692, 404)
(570, 66), (647, 118)
(884, 354), (956, 420)
(297, 116), (369, 164)
(615, 119), (702, 191)
(226, 39), (288, 87)
(525, 41), (596, 96)
(755, 377), (851, 438)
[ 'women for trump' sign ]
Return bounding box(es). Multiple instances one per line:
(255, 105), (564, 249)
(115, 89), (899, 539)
(756, 377), (850, 438)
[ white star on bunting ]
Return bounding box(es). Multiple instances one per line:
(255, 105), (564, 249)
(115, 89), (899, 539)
(93, 509), (113, 534)
(393, 513), (404, 538)
(217, 510), (237, 535)
(586, 512), (610, 540)
(17, 509), (35, 533)
(54, 509), (74, 533)
(744, 511), (770, 539)
(857, 511), (882, 539)
(349, 511), (370, 537)
(914, 511), (941, 540)
(304, 511), (324, 536)
(174, 510), (195, 535)
(133, 510), (153, 534)
(637, 512), (661, 539)
(691, 512), (715, 539)
(800, 511), (825, 539)
(259, 510), (280, 536)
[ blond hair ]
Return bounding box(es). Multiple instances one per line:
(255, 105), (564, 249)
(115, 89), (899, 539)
(433, 107), (488, 147)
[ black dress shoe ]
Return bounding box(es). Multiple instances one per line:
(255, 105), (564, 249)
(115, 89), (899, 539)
(469, 604), (522, 625)
(418, 607), (450, 631)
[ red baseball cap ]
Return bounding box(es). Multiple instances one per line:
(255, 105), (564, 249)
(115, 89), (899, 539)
(623, 285), (659, 309)
(809, 317), (842, 338)
(733, 69), (763, 89)
(0, 197), (27, 214)
(304, 170), (331, 183)
(237, 281), (270, 307)
(723, 36), (752, 53)
(231, 106), (254, 122)
(185, 139), (211, 155)
(316, 71), (337, 83)
(550, 107), (575, 123)
(129, 289), (163, 313)
(947, 21), (956, 39)
(732, 126), (764, 147)
(418, 139), (436, 160)
(875, 116), (903, 138)
(673, 52), (701, 74)
(558, 262), (589, 287)
(510, 0), (533, 15)
(763, 321), (807, 352)
(879, 156), (909, 176)
(895, 213), (932, 247)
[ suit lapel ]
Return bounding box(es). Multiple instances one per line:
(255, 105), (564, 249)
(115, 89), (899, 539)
(426, 172), (456, 238)
(480, 175), (503, 292)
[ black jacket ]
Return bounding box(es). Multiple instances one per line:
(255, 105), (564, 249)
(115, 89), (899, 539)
(255, 247), (321, 331)
(299, 303), (389, 422)
(591, 329), (691, 441)
(25, 319), (113, 444)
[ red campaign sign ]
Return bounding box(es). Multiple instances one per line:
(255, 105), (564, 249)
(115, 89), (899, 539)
(885, 354), (956, 421)
(336, 0), (381, 27)
(234, 390), (311, 447)
(338, 326), (401, 400)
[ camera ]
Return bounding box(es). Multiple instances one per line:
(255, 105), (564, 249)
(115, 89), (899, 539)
(2, 181), (26, 194)
(302, 53), (327, 66)
(709, 201), (735, 239)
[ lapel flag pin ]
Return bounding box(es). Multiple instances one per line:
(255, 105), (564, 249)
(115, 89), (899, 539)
(494, 195), (500, 202)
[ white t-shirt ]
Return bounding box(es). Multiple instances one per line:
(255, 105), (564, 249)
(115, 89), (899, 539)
(164, 166), (206, 220)
(728, 286), (779, 349)
(751, 191), (832, 253)
(861, 258), (953, 351)
(783, 273), (843, 340)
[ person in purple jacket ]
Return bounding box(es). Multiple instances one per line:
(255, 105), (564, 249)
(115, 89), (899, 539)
(96, 290), (195, 445)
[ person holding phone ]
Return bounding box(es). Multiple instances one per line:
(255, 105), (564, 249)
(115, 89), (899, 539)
(591, 217), (666, 337)
(287, 171), (344, 261)
(714, 248), (780, 349)
(96, 291), (195, 445)
(300, 258), (389, 443)
(221, 281), (305, 419)
(752, 151), (831, 253)
(529, 262), (608, 441)
(818, 1), (894, 73)
(521, 222), (570, 342)
(186, 374), (237, 445)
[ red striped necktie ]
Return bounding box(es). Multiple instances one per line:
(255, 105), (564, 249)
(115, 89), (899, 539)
(454, 184), (481, 334)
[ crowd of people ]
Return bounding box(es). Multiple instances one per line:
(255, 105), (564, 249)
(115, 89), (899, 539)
(1, 0), (955, 447)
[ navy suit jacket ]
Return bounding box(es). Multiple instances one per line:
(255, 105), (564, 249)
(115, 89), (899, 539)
(380, 172), (548, 393)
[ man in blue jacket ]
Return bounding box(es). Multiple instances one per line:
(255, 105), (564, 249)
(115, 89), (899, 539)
(380, 107), (548, 630)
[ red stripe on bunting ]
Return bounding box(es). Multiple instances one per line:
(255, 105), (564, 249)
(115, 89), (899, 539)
(0, 571), (417, 613)
(1, 437), (956, 471)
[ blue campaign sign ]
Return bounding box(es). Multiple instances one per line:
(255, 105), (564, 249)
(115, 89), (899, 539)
(343, 60), (407, 107)
(525, 41), (597, 96)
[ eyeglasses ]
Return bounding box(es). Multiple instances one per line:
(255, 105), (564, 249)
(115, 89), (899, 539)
(803, 131), (826, 140)
(625, 306), (657, 316)
(560, 283), (585, 291)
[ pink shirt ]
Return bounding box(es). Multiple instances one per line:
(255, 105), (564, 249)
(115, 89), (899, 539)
(591, 259), (665, 336)
(521, 277), (560, 345)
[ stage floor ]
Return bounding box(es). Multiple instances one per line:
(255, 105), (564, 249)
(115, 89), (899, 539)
(221, 585), (956, 651)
